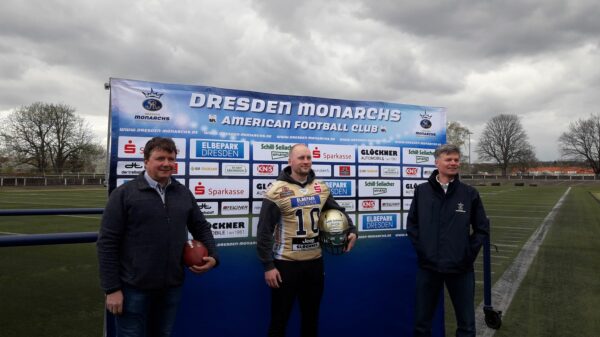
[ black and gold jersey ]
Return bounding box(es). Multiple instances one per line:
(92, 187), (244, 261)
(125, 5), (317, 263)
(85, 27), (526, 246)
(266, 179), (331, 261)
(257, 166), (356, 271)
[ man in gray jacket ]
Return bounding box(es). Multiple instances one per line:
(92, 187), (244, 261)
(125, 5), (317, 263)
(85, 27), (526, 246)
(97, 137), (218, 337)
(407, 144), (489, 337)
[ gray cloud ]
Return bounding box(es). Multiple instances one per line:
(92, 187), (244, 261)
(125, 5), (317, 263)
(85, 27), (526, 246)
(1, 0), (600, 160)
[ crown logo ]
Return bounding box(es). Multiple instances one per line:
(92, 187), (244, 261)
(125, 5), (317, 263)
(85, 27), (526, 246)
(420, 112), (432, 120)
(141, 88), (163, 99)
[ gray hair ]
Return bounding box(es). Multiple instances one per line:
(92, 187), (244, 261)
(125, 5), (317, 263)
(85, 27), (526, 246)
(434, 144), (461, 159)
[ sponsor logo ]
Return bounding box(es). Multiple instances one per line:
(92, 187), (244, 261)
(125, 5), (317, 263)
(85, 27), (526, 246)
(197, 202), (218, 215)
(257, 164), (274, 174)
(361, 214), (399, 230)
(358, 146), (401, 163)
(312, 165), (332, 177)
(209, 218), (249, 238)
(456, 202), (466, 213)
(196, 140), (245, 159)
(381, 199), (402, 211)
(358, 166), (379, 177)
(360, 199), (378, 211)
(373, 188), (387, 195)
(312, 147), (321, 159)
(309, 144), (355, 162)
(221, 202), (250, 215)
(314, 183), (322, 193)
(405, 167), (418, 176)
(290, 196), (321, 207)
(339, 166), (351, 176)
(323, 180), (354, 197)
(193, 181), (247, 198)
(195, 182), (206, 195)
(381, 166), (400, 177)
(223, 163), (249, 175)
(338, 200), (356, 212)
(292, 237), (320, 251)
(124, 140), (136, 154)
(279, 186), (295, 198)
(189, 162), (219, 176)
(416, 156), (429, 163)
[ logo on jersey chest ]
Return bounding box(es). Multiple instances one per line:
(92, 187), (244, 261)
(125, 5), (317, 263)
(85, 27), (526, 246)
(290, 195), (321, 207)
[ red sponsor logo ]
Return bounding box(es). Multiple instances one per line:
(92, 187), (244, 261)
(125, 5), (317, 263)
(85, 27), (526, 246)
(172, 163), (179, 174)
(362, 200), (376, 209)
(339, 166), (351, 176)
(194, 182), (205, 195)
(405, 167), (419, 176)
(314, 183), (322, 193)
(257, 164), (274, 174)
(312, 147), (321, 159)
(124, 140), (136, 154)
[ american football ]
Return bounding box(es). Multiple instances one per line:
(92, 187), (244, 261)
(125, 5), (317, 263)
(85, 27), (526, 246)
(183, 240), (208, 267)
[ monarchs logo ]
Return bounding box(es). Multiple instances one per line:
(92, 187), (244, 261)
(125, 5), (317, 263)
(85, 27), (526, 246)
(419, 112), (432, 129)
(141, 88), (163, 112)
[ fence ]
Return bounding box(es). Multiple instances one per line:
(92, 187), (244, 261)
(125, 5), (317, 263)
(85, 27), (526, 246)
(0, 176), (106, 187)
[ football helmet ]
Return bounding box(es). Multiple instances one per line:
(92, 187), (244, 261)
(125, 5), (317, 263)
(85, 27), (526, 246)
(318, 209), (350, 255)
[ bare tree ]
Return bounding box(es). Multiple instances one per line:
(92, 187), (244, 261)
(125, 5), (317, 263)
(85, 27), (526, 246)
(1, 102), (53, 173)
(1, 102), (100, 174)
(559, 114), (600, 176)
(476, 114), (536, 176)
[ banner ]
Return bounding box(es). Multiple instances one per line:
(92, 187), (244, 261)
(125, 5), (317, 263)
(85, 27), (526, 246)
(108, 78), (445, 239)
(107, 78), (446, 337)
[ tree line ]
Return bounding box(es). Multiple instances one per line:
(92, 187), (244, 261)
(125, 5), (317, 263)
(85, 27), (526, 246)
(0, 102), (105, 175)
(2, 102), (598, 177)
(448, 113), (600, 176)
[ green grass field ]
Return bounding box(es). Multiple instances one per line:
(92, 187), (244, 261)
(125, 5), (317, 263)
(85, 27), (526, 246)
(1, 184), (599, 336)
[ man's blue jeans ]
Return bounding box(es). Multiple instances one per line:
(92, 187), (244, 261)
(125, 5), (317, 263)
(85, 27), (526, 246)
(414, 268), (475, 337)
(116, 285), (183, 337)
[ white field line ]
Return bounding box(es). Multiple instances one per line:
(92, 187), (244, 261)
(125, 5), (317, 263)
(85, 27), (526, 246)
(475, 187), (571, 337)
(488, 215), (545, 220)
(0, 231), (23, 235)
(491, 226), (535, 230)
(57, 215), (102, 220)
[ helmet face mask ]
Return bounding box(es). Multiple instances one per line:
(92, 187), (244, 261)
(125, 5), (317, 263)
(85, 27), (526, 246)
(318, 209), (349, 255)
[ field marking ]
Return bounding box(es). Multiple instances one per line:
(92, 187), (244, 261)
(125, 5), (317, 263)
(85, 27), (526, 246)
(492, 243), (519, 248)
(488, 215), (544, 220)
(491, 225), (535, 230)
(475, 187), (571, 337)
(0, 231), (23, 235)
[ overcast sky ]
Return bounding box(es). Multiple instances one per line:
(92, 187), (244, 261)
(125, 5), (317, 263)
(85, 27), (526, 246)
(1, 0), (599, 161)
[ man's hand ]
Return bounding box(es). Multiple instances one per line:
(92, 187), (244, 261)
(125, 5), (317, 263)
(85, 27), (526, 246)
(264, 268), (282, 288)
(106, 290), (124, 315)
(189, 256), (217, 274)
(344, 233), (357, 253)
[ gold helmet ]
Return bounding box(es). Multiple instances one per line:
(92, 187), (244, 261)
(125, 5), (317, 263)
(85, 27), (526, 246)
(318, 209), (350, 255)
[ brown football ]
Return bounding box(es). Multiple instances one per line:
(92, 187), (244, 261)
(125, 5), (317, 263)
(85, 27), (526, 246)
(183, 240), (208, 267)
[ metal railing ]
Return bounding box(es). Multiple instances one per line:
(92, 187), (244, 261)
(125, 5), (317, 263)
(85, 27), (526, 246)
(0, 208), (103, 247)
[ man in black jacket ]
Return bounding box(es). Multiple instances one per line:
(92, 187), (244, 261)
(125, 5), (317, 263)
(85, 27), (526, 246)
(407, 144), (489, 337)
(97, 137), (218, 337)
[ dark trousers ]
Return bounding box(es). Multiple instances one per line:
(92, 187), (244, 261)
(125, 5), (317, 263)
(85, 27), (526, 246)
(116, 285), (183, 337)
(268, 258), (324, 337)
(414, 267), (475, 337)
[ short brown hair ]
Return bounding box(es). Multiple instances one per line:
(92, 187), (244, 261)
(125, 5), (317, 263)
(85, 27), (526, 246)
(434, 144), (461, 159)
(143, 137), (177, 161)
